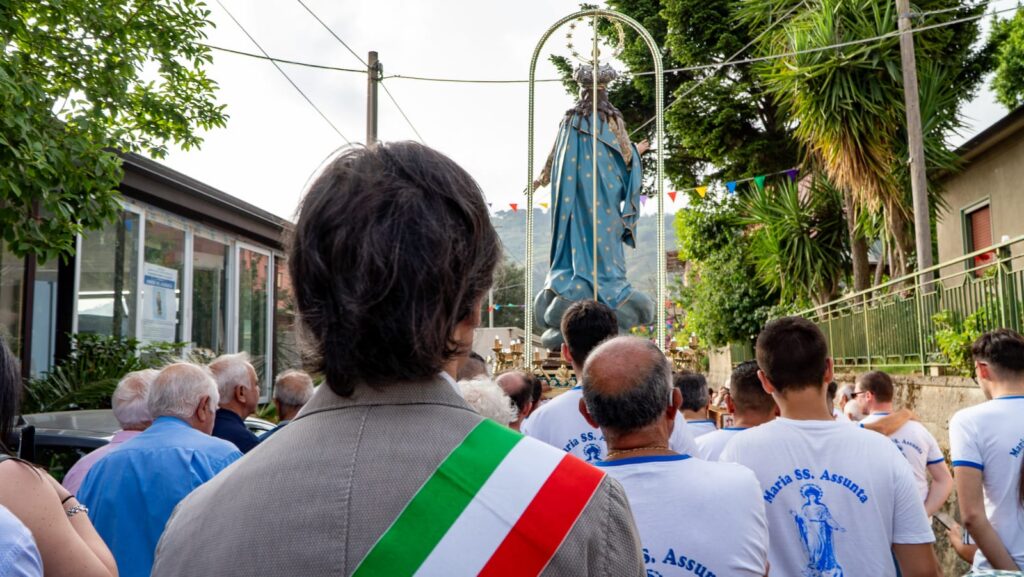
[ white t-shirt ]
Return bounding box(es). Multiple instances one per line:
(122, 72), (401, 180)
(598, 454), (768, 577)
(720, 417), (934, 577)
(686, 419), (718, 438)
(696, 427), (748, 461)
(860, 411), (945, 501)
(520, 387), (698, 463)
(949, 396), (1024, 571)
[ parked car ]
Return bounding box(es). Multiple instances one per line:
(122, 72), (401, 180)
(13, 410), (276, 480)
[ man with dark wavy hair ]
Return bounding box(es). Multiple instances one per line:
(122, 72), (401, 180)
(153, 142), (644, 576)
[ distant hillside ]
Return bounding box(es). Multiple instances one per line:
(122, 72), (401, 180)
(490, 209), (678, 296)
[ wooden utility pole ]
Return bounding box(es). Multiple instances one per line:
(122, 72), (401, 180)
(896, 0), (934, 287)
(366, 51), (380, 146)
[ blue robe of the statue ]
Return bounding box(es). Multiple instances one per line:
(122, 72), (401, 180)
(545, 113), (643, 308)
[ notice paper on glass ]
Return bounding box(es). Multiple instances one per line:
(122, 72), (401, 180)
(142, 262), (178, 344)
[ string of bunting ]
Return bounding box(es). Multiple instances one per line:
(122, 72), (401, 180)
(660, 167), (800, 202)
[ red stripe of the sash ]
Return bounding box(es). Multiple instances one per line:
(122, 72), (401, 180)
(478, 455), (605, 577)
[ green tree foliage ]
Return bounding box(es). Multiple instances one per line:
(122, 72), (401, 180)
(0, 0), (227, 262)
(992, 10), (1024, 109)
(481, 257), (527, 330)
(673, 195), (778, 346)
(743, 0), (992, 276)
(738, 178), (849, 305)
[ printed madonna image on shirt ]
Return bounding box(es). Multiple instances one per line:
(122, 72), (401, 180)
(762, 467), (870, 577)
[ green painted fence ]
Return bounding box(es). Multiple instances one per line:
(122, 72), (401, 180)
(793, 236), (1024, 371)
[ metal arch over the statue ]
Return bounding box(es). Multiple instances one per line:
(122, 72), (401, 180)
(531, 63), (655, 350)
(524, 9), (667, 356)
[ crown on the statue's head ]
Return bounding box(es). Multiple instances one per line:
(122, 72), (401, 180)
(573, 63), (618, 88)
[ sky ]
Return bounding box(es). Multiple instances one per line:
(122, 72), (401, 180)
(162, 0), (1018, 222)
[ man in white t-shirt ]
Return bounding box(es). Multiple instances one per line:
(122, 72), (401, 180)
(951, 328), (1024, 571)
(521, 300), (697, 463)
(720, 316), (940, 577)
(673, 371), (718, 437)
(698, 360), (777, 460)
(580, 336), (768, 577)
(856, 370), (953, 515)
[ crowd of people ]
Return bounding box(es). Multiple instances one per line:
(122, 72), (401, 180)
(0, 142), (1023, 576)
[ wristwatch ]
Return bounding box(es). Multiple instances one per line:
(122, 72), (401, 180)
(65, 503), (89, 519)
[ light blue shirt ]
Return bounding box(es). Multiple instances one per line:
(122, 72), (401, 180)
(0, 505), (42, 577)
(78, 416), (242, 577)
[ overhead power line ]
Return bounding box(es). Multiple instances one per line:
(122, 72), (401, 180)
(295, 0), (368, 67)
(379, 80), (427, 143)
(293, 0), (427, 143)
(213, 0), (352, 144)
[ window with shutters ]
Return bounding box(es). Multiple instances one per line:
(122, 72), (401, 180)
(965, 204), (995, 275)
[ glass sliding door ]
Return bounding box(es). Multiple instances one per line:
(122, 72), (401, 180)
(237, 246), (270, 394)
(77, 211), (140, 339)
(273, 257), (300, 374)
(142, 221), (186, 344)
(192, 236), (229, 355)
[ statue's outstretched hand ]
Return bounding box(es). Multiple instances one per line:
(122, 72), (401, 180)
(635, 140), (650, 155)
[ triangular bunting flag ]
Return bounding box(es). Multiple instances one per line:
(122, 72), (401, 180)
(786, 168), (799, 181)
(754, 175), (766, 189)
(510, 203), (518, 212)
(696, 186), (707, 198)
(726, 181), (737, 195)
(668, 191), (677, 202)
(539, 202), (549, 209)
(640, 195), (648, 206)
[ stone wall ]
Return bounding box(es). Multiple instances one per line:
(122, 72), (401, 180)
(835, 372), (986, 575)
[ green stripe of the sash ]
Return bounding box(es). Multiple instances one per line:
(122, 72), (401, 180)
(352, 419), (523, 577)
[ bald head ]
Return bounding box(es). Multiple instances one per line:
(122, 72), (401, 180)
(581, 336), (672, 434)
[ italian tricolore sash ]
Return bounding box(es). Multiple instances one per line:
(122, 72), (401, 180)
(352, 419), (605, 577)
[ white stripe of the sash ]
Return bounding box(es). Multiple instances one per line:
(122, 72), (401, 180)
(413, 436), (566, 577)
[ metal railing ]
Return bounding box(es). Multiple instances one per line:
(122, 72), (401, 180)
(794, 235), (1024, 371)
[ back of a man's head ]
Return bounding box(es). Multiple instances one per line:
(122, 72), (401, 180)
(496, 371), (533, 414)
(289, 142), (500, 397)
(209, 352), (254, 406)
(457, 351), (489, 381)
(582, 336), (671, 436)
(273, 370), (315, 409)
(857, 371), (894, 403)
(730, 361), (776, 416)
(113, 369), (158, 430)
(673, 371), (708, 412)
(972, 329), (1024, 381)
(561, 300), (618, 368)
(148, 363), (219, 422)
(756, 316), (829, 393)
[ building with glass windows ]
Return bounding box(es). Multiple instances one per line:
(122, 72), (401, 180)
(0, 153), (296, 396)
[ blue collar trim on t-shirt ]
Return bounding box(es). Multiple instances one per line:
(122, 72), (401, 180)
(995, 395), (1024, 400)
(571, 385), (582, 391)
(595, 454), (691, 467)
(872, 412), (891, 416)
(687, 419), (716, 424)
(722, 427), (749, 431)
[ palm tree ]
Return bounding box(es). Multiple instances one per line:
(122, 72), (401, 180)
(736, 177), (849, 306)
(743, 0), (990, 279)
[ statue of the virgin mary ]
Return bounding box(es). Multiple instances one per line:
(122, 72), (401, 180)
(532, 63), (654, 349)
